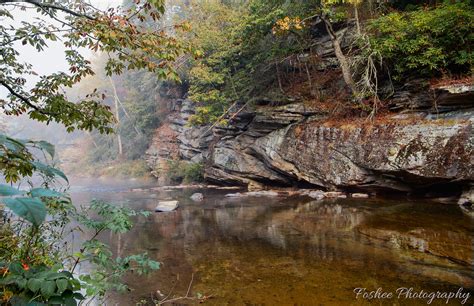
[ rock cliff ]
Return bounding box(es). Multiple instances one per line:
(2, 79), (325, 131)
(146, 84), (473, 197)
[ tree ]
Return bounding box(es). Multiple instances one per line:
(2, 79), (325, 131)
(320, 14), (358, 95)
(313, 0), (363, 96)
(368, 2), (473, 80)
(0, 0), (187, 133)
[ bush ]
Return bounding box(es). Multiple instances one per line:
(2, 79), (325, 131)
(164, 161), (204, 184)
(183, 162), (204, 183)
(368, 3), (474, 80)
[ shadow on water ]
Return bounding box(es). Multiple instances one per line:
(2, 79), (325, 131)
(70, 180), (474, 305)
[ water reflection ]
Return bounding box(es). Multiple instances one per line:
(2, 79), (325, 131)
(70, 184), (474, 305)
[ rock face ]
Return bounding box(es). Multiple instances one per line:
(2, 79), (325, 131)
(144, 20), (473, 198)
(146, 85), (473, 195)
(146, 99), (213, 185)
(251, 113), (473, 191)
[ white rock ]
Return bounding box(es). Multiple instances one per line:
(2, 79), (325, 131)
(351, 193), (369, 198)
(155, 201), (179, 212)
(308, 190), (325, 200)
(190, 193), (204, 201)
(246, 191), (279, 197)
(458, 186), (473, 205)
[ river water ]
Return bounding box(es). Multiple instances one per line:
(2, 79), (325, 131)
(70, 179), (473, 305)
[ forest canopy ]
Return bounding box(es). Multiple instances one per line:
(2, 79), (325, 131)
(183, 0), (473, 124)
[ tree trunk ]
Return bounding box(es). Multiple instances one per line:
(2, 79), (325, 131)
(276, 62), (284, 93)
(109, 76), (142, 136)
(109, 77), (123, 158)
(321, 16), (358, 96)
(354, 4), (361, 36)
(304, 62), (313, 95)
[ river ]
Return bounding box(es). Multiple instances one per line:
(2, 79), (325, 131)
(69, 179), (473, 305)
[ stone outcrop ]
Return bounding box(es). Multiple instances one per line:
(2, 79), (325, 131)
(146, 99), (213, 184)
(250, 111), (473, 191)
(146, 87), (473, 197)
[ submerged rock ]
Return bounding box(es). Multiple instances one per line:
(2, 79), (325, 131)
(246, 190), (280, 197)
(190, 193), (204, 201)
(225, 191), (280, 197)
(155, 201), (179, 212)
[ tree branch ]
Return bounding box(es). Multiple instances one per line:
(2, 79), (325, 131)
(0, 80), (41, 111)
(0, 0), (95, 20)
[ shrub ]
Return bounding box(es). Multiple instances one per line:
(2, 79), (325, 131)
(183, 162), (204, 184)
(164, 161), (204, 184)
(368, 3), (474, 80)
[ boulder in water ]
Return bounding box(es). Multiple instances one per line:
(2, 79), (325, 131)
(246, 190), (279, 197)
(155, 200), (179, 212)
(190, 193), (204, 201)
(308, 190), (325, 200)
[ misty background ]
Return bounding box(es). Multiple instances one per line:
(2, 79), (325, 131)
(1, 0), (187, 178)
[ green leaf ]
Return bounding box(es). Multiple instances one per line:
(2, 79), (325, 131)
(70, 279), (81, 291)
(0, 275), (18, 286)
(16, 277), (27, 289)
(36, 140), (55, 158)
(0, 135), (26, 151)
(72, 292), (84, 300)
(8, 262), (23, 274)
(48, 296), (64, 304)
(0, 184), (25, 196)
(32, 162), (69, 183)
(30, 188), (65, 198)
(3, 197), (46, 226)
(56, 278), (68, 294)
(59, 271), (74, 278)
(28, 278), (42, 292)
(148, 260), (160, 270)
(41, 280), (56, 299)
(65, 297), (77, 306)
